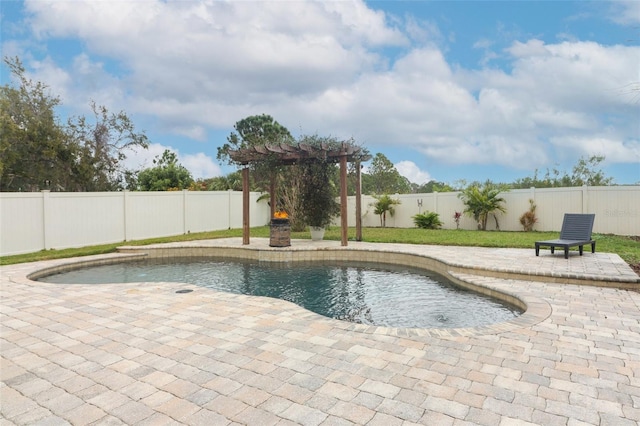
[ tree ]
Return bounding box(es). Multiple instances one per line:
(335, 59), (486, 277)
(218, 114), (294, 157)
(1, 56), (149, 192)
(458, 181), (508, 230)
(362, 153), (412, 195)
(415, 180), (457, 193)
(569, 155), (614, 186)
(0, 57), (70, 191)
(137, 150), (193, 191)
(370, 194), (401, 227)
(66, 101), (149, 191)
(512, 155), (614, 188)
(202, 171), (245, 191)
(217, 114), (294, 190)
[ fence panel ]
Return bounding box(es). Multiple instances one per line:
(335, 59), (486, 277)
(588, 186), (640, 235)
(45, 192), (125, 249)
(0, 193), (44, 255)
(531, 187), (585, 232)
(436, 192), (469, 229)
(124, 192), (185, 241)
(392, 194), (425, 228)
(185, 191), (231, 233)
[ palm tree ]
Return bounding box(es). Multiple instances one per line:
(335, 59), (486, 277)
(458, 182), (507, 230)
(371, 194), (401, 227)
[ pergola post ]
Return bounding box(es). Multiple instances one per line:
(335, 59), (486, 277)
(242, 167), (250, 245)
(339, 154), (348, 246)
(355, 161), (363, 241)
(269, 176), (276, 219)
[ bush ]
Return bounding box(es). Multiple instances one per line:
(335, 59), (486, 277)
(413, 211), (443, 229)
(519, 199), (538, 232)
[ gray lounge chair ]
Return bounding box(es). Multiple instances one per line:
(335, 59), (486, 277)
(535, 213), (596, 259)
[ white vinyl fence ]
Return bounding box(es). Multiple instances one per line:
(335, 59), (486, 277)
(340, 186), (640, 236)
(1, 186), (638, 257)
(0, 190), (271, 256)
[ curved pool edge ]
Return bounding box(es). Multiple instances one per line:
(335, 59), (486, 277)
(24, 234), (640, 337)
(25, 251), (552, 338)
(25, 252), (149, 281)
(113, 241), (555, 338)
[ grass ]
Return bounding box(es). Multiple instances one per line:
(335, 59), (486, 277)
(2, 227), (638, 271)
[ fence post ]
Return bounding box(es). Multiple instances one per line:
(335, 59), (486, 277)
(123, 190), (130, 241)
(582, 185), (588, 213)
(228, 189), (233, 229)
(434, 191), (438, 217)
(42, 190), (51, 250)
(183, 189), (188, 234)
(122, 189), (128, 241)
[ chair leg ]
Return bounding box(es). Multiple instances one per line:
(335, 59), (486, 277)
(579, 246), (584, 256)
(591, 242), (596, 253)
(535, 244), (540, 256)
(564, 247), (569, 259)
(550, 247), (555, 254)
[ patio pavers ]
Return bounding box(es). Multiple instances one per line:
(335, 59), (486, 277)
(1, 238), (639, 425)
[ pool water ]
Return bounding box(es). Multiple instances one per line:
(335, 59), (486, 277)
(40, 258), (522, 328)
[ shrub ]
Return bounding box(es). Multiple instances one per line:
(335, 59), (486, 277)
(413, 211), (444, 229)
(453, 211), (462, 229)
(519, 199), (538, 232)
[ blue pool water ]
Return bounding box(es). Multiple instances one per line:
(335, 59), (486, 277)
(40, 258), (522, 328)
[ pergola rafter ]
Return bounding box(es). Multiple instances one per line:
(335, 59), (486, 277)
(229, 141), (371, 246)
(229, 142), (365, 165)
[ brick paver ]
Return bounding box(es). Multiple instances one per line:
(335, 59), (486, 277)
(1, 238), (639, 425)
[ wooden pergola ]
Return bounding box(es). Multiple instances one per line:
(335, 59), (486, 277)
(229, 141), (371, 246)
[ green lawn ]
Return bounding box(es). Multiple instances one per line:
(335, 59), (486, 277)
(2, 227), (638, 271)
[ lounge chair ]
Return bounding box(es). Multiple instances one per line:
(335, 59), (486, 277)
(535, 213), (596, 259)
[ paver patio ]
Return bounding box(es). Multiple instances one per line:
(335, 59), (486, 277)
(1, 238), (639, 425)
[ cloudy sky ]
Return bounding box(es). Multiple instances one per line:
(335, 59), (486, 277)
(2, 0), (639, 185)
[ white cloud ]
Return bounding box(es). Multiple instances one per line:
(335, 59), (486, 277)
(395, 161), (431, 184)
(24, 0), (400, 102)
(608, 0), (640, 25)
(550, 136), (640, 164)
(121, 143), (166, 173)
(473, 38), (493, 50)
(181, 153), (222, 180)
(121, 144), (222, 180)
(16, 0), (640, 182)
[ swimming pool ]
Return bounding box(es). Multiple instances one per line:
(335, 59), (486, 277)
(40, 257), (523, 328)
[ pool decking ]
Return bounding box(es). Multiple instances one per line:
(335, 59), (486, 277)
(1, 238), (639, 425)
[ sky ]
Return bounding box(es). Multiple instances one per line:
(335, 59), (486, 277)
(1, 0), (639, 185)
